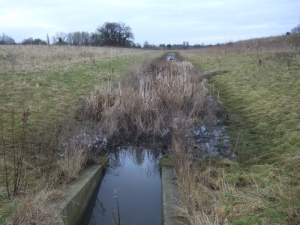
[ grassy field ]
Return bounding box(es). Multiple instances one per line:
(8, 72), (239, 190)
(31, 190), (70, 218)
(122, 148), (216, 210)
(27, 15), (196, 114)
(0, 45), (163, 224)
(0, 45), (162, 129)
(1, 36), (300, 224)
(179, 35), (300, 224)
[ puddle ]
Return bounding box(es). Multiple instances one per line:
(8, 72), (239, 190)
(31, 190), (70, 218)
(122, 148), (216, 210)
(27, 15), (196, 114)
(165, 52), (179, 61)
(191, 121), (236, 159)
(80, 146), (162, 225)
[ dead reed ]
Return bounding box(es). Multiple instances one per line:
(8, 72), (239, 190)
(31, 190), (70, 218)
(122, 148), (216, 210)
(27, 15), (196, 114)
(7, 187), (64, 225)
(80, 58), (207, 144)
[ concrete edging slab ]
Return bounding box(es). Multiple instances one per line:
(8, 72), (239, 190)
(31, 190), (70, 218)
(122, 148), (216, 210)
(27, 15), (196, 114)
(161, 167), (188, 225)
(57, 164), (104, 225)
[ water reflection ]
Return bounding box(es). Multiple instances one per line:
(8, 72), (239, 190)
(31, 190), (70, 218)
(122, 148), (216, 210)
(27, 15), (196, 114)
(81, 146), (162, 225)
(106, 146), (161, 178)
(165, 52), (178, 61)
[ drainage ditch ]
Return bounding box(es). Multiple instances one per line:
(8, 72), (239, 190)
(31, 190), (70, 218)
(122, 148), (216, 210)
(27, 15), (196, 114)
(75, 53), (234, 224)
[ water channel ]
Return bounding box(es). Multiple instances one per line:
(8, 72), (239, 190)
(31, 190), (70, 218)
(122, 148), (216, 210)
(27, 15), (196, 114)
(80, 146), (162, 225)
(79, 53), (234, 224)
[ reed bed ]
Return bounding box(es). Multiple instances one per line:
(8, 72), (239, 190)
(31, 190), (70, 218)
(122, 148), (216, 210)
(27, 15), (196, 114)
(81, 58), (207, 143)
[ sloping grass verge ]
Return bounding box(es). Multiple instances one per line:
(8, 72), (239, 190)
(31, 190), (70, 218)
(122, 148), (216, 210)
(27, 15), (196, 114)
(180, 35), (300, 224)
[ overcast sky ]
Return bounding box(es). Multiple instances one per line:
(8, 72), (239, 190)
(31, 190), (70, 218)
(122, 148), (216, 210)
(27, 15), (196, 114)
(1, 0), (299, 45)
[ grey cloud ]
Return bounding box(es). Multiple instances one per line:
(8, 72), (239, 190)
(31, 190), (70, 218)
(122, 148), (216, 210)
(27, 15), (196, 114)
(0, 0), (299, 45)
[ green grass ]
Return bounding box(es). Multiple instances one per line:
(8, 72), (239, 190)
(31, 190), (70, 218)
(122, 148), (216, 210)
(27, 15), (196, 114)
(0, 51), (161, 131)
(93, 154), (109, 168)
(180, 37), (300, 224)
(159, 156), (174, 168)
(234, 216), (263, 225)
(181, 49), (300, 163)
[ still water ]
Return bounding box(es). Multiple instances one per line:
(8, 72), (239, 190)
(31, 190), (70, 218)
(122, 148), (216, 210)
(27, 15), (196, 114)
(80, 146), (162, 225)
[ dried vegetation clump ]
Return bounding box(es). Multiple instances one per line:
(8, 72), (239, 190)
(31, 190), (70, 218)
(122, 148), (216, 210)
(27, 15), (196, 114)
(7, 187), (64, 225)
(80, 58), (207, 145)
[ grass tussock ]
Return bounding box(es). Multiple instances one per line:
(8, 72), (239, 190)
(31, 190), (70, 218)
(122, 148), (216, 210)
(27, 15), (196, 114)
(7, 187), (64, 225)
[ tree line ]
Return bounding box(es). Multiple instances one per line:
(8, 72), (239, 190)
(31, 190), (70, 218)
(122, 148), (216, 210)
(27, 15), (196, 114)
(0, 22), (135, 47)
(53, 22), (135, 47)
(0, 33), (16, 45)
(1, 21), (300, 46)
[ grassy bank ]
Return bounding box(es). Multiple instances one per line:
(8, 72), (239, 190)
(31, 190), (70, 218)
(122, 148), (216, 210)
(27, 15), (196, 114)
(0, 46), (161, 130)
(0, 45), (163, 224)
(179, 35), (300, 224)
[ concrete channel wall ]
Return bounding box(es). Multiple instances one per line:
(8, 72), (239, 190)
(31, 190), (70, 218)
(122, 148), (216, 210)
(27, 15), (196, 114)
(57, 164), (104, 225)
(57, 164), (186, 225)
(161, 167), (188, 225)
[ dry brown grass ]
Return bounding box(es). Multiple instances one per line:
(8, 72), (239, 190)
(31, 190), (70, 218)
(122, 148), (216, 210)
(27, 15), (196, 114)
(81, 58), (207, 145)
(171, 136), (284, 225)
(6, 187), (64, 225)
(0, 45), (148, 73)
(170, 125), (224, 225)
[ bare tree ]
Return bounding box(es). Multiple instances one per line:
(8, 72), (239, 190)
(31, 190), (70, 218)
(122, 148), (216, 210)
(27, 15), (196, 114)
(0, 33), (15, 45)
(52, 32), (67, 45)
(47, 34), (50, 45)
(22, 38), (47, 45)
(143, 41), (149, 48)
(291, 23), (300, 34)
(64, 31), (90, 45)
(90, 32), (101, 46)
